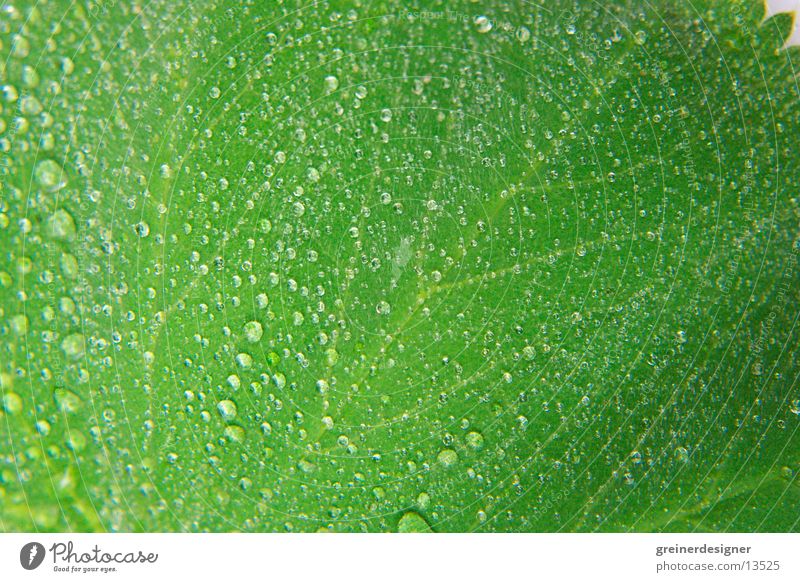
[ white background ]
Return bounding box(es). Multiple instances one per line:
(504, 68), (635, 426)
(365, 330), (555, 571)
(1, 533), (798, 581)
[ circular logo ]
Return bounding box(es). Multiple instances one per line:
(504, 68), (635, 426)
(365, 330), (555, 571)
(20, 542), (46, 570)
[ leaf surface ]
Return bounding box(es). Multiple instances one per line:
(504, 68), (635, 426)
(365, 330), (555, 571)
(1, 0), (799, 532)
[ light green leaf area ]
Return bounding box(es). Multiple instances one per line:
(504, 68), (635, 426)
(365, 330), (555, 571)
(1, 0), (799, 532)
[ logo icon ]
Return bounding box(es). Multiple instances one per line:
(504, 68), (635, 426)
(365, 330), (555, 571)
(20, 542), (46, 570)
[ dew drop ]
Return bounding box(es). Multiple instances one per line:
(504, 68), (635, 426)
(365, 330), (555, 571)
(134, 221), (150, 238)
(437, 448), (458, 467)
(235, 352), (254, 369)
(47, 209), (76, 240)
(466, 431), (484, 450)
(54, 388), (81, 413)
(61, 333), (85, 360)
(324, 75), (339, 93)
(224, 425), (246, 443)
(34, 159), (66, 192)
(244, 321), (263, 343)
(9, 314), (28, 335)
(416, 492), (431, 510)
(217, 399), (238, 421)
(2, 392), (22, 415)
(674, 446), (690, 463)
(475, 16), (493, 33)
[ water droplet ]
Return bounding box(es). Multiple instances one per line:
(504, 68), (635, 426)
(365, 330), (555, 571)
(61, 333), (85, 360)
(235, 352), (254, 369)
(20, 95), (43, 115)
(466, 431), (484, 450)
(134, 221), (150, 238)
(224, 425), (245, 442)
(416, 492), (430, 509)
(10, 35), (30, 58)
(21, 65), (39, 88)
(47, 209), (76, 240)
(60, 253), (79, 279)
(298, 459), (316, 473)
(34, 159), (67, 192)
(437, 448), (458, 467)
(217, 399), (238, 421)
(475, 16), (493, 34)
(324, 75), (339, 93)
(244, 321), (263, 343)
(2, 392), (22, 415)
(9, 314), (28, 335)
(54, 388), (81, 413)
(325, 348), (339, 366)
(66, 431), (87, 452)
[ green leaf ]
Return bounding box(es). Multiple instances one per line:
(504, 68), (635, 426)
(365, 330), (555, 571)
(1, 0), (799, 532)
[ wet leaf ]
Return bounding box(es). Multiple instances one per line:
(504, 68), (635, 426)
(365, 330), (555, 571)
(1, 0), (799, 532)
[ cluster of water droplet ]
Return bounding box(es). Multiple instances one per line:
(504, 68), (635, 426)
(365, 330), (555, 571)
(1, 0), (798, 534)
